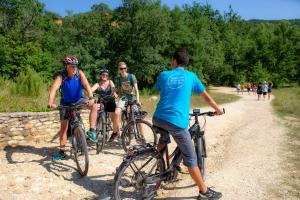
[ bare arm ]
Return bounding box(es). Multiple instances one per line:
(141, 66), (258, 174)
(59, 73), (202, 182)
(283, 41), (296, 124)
(91, 83), (99, 93)
(133, 82), (140, 104)
(200, 91), (223, 115)
(48, 75), (62, 107)
(109, 80), (118, 98)
(79, 70), (93, 98)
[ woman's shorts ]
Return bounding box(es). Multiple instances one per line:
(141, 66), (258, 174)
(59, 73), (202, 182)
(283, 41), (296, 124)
(263, 92), (267, 95)
(116, 99), (126, 110)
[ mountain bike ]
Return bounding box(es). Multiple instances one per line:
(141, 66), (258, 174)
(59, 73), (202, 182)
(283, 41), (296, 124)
(56, 103), (89, 176)
(120, 96), (157, 153)
(95, 94), (115, 153)
(113, 108), (224, 199)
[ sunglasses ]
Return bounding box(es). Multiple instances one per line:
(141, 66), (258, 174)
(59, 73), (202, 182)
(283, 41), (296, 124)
(101, 74), (109, 77)
(119, 67), (127, 70)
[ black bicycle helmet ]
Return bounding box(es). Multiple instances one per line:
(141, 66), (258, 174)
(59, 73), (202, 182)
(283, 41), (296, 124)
(99, 67), (109, 75)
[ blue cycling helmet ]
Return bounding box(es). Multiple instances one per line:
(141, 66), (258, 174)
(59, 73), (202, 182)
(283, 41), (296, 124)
(99, 67), (109, 75)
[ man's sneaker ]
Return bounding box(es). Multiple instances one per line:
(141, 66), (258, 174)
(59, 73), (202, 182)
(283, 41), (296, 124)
(198, 187), (222, 200)
(108, 132), (117, 142)
(87, 130), (97, 142)
(52, 151), (66, 161)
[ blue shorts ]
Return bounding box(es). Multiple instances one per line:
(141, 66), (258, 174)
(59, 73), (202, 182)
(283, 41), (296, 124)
(152, 117), (197, 167)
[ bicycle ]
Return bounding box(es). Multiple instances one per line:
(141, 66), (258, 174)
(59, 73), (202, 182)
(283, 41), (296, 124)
(113, 108), (224, 199)
(55, 103), (89, 176)
(119, 96), (157, 153)
(95, 94), (115, 153)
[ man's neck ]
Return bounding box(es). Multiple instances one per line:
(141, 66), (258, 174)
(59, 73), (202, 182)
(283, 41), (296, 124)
(174, 65), (185, 70)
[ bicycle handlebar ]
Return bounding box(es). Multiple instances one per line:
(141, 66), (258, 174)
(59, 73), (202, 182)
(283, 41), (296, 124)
(47, 103), (86, 110)
(190, 108), (225, 117)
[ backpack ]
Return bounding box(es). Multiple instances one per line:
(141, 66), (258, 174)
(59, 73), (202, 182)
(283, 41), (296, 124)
(115, 73), (134, 87)
(60, 70), (80, 83)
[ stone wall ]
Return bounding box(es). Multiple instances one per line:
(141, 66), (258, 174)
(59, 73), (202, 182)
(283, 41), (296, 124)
(0, 111), (90, 149)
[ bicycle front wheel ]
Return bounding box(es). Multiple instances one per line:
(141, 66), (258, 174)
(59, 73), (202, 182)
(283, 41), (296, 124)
(114, 149), (164, 200)
(96, 112), (107, 154)
(73, 127), (89, 176)
(195, 135), (206, 180)
(121, 120), (157, 153)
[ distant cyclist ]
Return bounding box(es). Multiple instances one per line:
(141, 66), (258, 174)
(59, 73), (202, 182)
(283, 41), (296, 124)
(262, 81), (268, 101)
(153, 48), (224, 199)
(48, 56), (96, 161)
(267, 82), (273, 100)
(257, 82), (263, 101)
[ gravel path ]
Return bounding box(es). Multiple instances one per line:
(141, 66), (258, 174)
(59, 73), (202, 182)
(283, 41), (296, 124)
(0, 87), (287, 200)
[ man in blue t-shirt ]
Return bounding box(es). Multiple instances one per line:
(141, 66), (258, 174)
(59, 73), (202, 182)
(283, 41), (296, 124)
(153, 48), (224, 200)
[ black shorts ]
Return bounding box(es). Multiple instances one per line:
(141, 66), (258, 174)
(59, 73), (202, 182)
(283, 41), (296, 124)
(263, 92), (267, 95)
(268, 89), (272, 93)
(59, 98), (86, 120)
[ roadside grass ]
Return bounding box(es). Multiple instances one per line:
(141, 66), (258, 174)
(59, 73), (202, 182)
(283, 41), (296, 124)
(0, 80), (49, 112)
(1, 82), (240, 114)
(271, 87), (300, 198)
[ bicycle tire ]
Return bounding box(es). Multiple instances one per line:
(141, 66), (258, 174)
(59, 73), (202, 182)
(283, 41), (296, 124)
(195, 135), (206, 180)
(121, 119), (157, 153)
(114, 149), (164, 200)
(73, 126), (89, 176)
(96, 112), (107, 154)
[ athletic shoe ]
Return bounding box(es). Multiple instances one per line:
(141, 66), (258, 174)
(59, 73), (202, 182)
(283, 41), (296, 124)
(197, 187), (222, 200)
(86, 130), (97, 142)
(52, 151), (66, 161)
(108, 132), (117, 142)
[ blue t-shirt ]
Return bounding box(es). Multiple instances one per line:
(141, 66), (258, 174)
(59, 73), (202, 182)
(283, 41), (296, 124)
(60, 71), (83, 105)
(153, 68), (205, 128)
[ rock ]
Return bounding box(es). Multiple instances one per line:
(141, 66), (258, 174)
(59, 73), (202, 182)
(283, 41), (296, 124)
(8, 140), (18, 146)
(8, 180), (16, 187)
(13, 136), (25, 141)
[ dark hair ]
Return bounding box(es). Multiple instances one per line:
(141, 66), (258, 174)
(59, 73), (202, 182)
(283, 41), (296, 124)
(173, 48), (189, 67)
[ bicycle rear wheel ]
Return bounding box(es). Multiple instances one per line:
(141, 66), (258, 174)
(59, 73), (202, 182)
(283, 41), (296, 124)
(73, 127), (89, 176)
(96, 112), (107, 154)
(114, 149), (164, 200)
(121, 120), (157, 153)
(195, 135), (206, 180)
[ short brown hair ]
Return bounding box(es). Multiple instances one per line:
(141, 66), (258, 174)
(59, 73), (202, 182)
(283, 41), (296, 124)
(173, 48), (189, 66)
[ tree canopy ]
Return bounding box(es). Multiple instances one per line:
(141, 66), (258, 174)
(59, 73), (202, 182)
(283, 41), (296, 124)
(0, 0), (299, 88)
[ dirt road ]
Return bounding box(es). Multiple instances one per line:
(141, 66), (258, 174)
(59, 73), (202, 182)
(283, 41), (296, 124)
(0, 87), (288, 200)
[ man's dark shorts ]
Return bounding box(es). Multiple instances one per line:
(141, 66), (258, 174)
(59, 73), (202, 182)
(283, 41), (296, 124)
(59, 98), (87, 120)
(152, 117), (197, 167)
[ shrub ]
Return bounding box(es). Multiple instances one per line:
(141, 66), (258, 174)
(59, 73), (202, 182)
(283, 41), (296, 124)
(11, 67), (45, 97)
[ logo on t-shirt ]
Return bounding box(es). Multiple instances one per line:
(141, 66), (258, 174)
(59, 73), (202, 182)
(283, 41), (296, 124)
(167, 74), (185, 89)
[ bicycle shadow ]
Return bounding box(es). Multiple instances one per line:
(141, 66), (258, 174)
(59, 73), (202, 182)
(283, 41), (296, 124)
(64, 172), (115, 199)
(4, 145), (77, 177)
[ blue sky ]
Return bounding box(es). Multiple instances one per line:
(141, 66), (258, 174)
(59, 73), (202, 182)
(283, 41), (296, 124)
(40, 0), (300, 20)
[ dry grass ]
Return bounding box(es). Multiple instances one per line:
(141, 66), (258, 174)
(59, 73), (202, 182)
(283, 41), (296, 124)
(271, 87), (300, 198)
